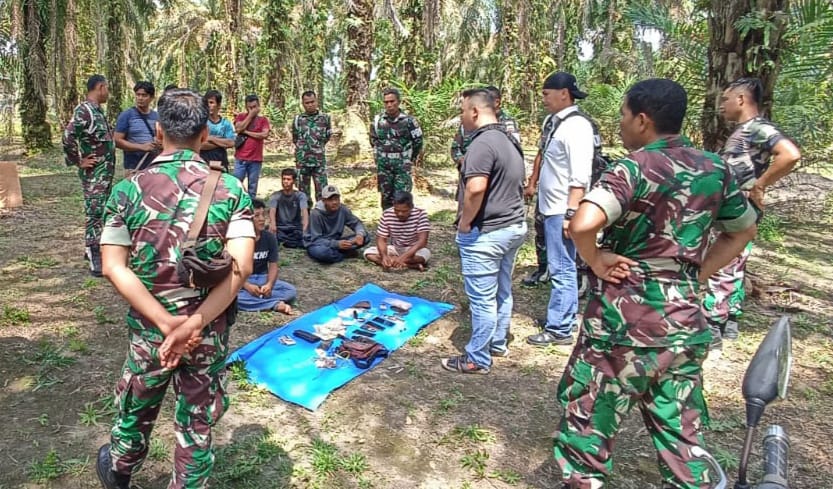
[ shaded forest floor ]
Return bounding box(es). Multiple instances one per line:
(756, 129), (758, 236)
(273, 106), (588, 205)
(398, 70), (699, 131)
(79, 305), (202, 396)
(1, 146), (833, 489)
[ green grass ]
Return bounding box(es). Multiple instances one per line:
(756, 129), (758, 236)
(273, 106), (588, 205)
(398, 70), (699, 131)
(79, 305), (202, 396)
(1, 304), (30, 326)
(27, 449), (87, 483)
(442, 424), (496, 445)
(16, 255), (59, 270)
(148, 438), (169, 461)
(212, 429), (291, 486)
(460, 449), (489, 479)
(757, 214), (785, 243)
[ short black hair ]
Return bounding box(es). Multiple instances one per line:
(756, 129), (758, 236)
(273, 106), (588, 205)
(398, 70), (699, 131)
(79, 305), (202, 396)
(157, 89), (209, 144)
(484, 85), (501, 101)
(133, 81), (155, 97)
(624, 78), (687, 134)
(382, 88), (401, 101)
(245, 94), (259, 104)
(301, 91), (316, 99)
(281, 167), (297, 179)
(727, 77), (763, 106)
(204, 89), (222, 105)
(392, 191), (414, 207)
(164, 84), (178, 91)
(87, 74), (107, 92)
(252, 198), (267, 210)
(461, 88), (496, 111)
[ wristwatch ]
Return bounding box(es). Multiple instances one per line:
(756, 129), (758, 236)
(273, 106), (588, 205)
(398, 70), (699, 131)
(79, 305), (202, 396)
(565, 208), (577, 220)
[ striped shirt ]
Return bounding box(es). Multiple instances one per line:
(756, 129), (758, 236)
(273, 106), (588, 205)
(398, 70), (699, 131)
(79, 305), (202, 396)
(377, 207), (430, 248)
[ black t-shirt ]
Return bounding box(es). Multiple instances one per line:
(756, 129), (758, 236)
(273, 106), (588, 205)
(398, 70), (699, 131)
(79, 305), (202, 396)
(456, 125), (525, 232)
(253, 231), (279, 275)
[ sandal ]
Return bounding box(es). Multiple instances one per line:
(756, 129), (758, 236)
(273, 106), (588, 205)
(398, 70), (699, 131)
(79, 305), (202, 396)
(441, 355), (490, 375)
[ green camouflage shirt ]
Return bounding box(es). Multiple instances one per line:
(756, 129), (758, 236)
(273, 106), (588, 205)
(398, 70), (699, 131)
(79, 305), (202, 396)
(720, 116), (786, 190)
(292, 111), (332, 167)
(62, 100), (116, 167)
(370, 111), (424, 161)
(101, 149), (254, 334)
(450, 110), (520, 167)
(582, 136), (757, 347)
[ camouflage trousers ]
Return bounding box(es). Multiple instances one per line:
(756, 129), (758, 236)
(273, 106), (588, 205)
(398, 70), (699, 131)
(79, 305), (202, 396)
(78, 161), (115, 247)
(702, 241), (752, 335)
(554, 335), (713, 489)
(108, 321), (230, 489)
(376, 157), (412, 209)
(297, 163), (328, 205)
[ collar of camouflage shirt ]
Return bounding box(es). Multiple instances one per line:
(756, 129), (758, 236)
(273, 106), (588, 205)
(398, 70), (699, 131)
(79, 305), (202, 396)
(642, 135), (693, 151)
(152, 149), (205, 164)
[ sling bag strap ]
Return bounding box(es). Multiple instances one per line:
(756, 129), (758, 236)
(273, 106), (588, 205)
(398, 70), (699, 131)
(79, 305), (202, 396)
(183, 161), (225, 248)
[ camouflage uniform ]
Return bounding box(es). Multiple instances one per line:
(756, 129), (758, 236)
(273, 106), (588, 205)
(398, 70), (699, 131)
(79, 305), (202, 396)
(292, 111), (332, 204)
(100, 149), (254, 489)
(62, 100), (116, 248)
(703, 117), (786, 337)
(553, 136), (757, 489)
(370, 110), (423, 209)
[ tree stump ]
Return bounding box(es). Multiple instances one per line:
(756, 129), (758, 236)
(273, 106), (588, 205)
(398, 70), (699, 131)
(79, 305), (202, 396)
(0, 161), (22, 209)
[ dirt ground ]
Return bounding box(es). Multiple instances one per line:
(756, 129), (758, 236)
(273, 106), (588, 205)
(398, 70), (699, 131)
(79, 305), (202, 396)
(1, 147), (832, 489)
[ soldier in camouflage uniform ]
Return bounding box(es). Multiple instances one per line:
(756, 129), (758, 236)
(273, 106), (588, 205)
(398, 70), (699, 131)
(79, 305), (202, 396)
(703, 77), (801, 346)
(62, 74), (116, 277)
(293, 91), (332, 205)
(96, 89), (255, 489)
(554, 79), (758, 489)
(370, 87), (424, 209)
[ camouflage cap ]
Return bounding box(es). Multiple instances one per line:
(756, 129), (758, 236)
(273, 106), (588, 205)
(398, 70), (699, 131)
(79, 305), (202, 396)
(321, 185), (340, 199)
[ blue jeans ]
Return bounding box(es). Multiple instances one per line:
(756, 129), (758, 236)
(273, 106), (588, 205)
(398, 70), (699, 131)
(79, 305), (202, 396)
(544, 214), (577, 336)
(233, 159), (262, 199)
(307, 235), (368, 264)
(457, 222), (527, 368)
(237, 274), (297, 312)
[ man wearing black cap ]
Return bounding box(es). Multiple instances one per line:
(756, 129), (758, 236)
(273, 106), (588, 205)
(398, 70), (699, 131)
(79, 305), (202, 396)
(304, 185), (370, 263)
(526, 72), (595, 347)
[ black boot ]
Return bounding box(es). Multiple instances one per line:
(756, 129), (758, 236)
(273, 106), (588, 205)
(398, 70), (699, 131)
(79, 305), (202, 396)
(521, 265), (550, 286)
(88, 245), (103, 277)
(95, 445), (131, 489)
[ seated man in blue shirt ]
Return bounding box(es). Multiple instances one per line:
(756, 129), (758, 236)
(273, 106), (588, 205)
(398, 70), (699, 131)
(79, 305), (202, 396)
(304, 185), (370, 263)
(238, 199), (297, 314)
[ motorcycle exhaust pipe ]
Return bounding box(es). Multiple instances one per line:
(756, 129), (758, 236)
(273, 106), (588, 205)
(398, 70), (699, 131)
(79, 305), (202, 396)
(757, 425), (790, 489)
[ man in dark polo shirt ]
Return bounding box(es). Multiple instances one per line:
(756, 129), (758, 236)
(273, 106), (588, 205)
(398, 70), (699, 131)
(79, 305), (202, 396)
(268, 168), (309, 248)
(441, 88), (528, 374)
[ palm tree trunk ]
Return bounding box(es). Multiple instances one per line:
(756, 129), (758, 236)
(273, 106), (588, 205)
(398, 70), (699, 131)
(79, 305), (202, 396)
(264, 0), (290, 109)
(19, 0), (52, 152)
(62, 0), (79, 123)
(225, 0), (242, 113)
(340, 0), (374, 159)
(104, 0), (125, 122)
(702, 0), (789, 151)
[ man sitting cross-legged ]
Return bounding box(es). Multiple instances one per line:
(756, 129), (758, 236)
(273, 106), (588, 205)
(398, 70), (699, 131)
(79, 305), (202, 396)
(268, 167), (309, 248)
(239, 198), (298, 314)
(364, 190), (431, 271)
(304, 185), (370, 263)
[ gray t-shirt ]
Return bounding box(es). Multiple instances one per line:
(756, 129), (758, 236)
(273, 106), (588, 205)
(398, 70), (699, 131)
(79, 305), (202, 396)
(456, 124), (526, 233)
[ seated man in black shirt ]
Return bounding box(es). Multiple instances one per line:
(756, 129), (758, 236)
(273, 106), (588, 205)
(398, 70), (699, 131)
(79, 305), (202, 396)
(239, 199), (297, 314)
(304, 185), (370, 264)
(268, 168), (309, 248)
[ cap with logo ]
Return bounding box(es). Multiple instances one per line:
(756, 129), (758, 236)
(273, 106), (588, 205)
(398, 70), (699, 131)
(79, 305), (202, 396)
(321, 185), (340, 199)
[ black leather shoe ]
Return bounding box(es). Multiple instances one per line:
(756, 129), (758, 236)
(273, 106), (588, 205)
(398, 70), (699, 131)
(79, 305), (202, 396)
(526, 331), (573, 346)
(96, 445), (131, 489)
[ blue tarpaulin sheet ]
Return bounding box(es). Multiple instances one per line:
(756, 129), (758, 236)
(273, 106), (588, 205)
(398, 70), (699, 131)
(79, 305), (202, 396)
(227, 283), (454, 410)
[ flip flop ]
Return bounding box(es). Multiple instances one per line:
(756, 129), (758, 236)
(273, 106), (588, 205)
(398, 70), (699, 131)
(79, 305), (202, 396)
(440, 355), (490, 374)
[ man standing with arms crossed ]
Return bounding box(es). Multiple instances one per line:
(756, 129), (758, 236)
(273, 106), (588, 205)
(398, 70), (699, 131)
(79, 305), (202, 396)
(293, 91), (332, 205)
(370, 88), (423, 210)
(441, 88), (526, 373)
(62, 74), (116, 277)
(200, 89), (236, 171)
(234, 93), (271, 199)
(95, 89), (254, 489)
(553, 78), (758, 489)
(526, 72), (595, 347)
(703, 77), (800, 347)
